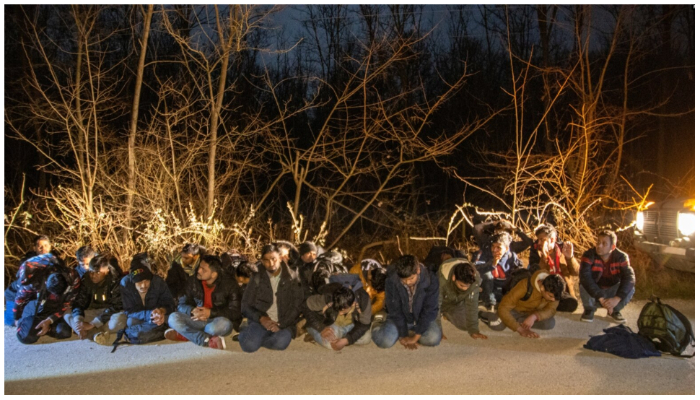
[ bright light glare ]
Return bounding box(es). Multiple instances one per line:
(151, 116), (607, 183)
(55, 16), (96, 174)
(636, 211), (644, 231)
(678, 212), (695, 236)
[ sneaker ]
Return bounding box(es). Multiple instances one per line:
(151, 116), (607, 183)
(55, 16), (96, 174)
(373, 314), (385, 323)
(303, 333), (315, 343)
(93, 332), (111, 346)
(165, 328), (188, 342)
(611, 311), (626, 324)
(231, 333), (240, 342)
(208, 335), (226, 350)
(580, 309), (595, 322)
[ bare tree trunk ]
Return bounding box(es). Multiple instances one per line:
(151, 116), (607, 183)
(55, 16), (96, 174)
(207, 5), (235, 216)
(126, 4), (154, 231)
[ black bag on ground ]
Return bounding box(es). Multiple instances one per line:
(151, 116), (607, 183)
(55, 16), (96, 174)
(637, 296), (695, 358)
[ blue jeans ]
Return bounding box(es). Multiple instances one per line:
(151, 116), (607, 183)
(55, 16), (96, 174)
(5, 301), (16, 327)
(579, 282), (635, 313)
(168, 312), (234, 346)
(307, 323), (372, 349)
(477, 266), (506, 307)
(371, 319), (442, 349)
(16, 300), (72, 344)
(238, 321), (292, 353)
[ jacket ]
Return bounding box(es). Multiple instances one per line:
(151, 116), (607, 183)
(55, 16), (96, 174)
(474, 250), (523, 279)
(13, 253), (81, 323)
(579, 247), (635, 300)
(165, 259), (191, 300)
(120, 274), (175, 322)
(302, 282), (372, 345)
(384, 264), (439, 338)
(241, 263), (305, 338)
(498, 271), (559, 332)
(349, 263), (385, 315)
(178, 274), (243, 331)
(71, 269), (124, 326)
(438, 258), (482, 335)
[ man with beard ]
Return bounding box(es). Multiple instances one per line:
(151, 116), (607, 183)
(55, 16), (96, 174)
(238, 244), (305, 352)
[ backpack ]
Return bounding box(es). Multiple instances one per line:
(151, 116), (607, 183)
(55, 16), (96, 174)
(637, 297), (695, 358)
(111, 323), (167, 352)
(328, 273), (364, 293)
(504, 268), (533, 301)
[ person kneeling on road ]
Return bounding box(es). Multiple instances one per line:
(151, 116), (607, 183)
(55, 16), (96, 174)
(372, 255), (441, 349)
(497, 272), (565, 339)
(303, 283), (372, 351)
(438, 258), (487, 340)
(238, 244), (305, 353)
(166, 255), (241, 350)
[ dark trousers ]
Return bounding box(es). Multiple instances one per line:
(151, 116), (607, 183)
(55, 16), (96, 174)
(16, 300), (72, 344)
(477, 266), (507, 307)
(557, 290), (579, 312)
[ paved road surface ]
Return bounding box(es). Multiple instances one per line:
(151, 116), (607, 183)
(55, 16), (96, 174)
(4, 299), (694, 395)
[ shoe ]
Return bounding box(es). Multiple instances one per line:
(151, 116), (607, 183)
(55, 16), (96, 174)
(580, 309), (595, 322)
(303, 333), (315, 343)
(373, 314), (385, 323)
(208, 335), (226, 350)
(231, 333), (240, 342)
(165, 328), (188, 342)
(478, 311), (506, 331)
(93, 332), (111, 346)
(611, 311), (626, 324)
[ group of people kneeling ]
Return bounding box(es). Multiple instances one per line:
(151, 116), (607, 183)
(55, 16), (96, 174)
(4, 222), (636, 352)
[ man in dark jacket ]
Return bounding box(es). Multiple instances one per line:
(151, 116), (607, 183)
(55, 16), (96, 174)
(238, 244), (305, 352)
(165, 243), (204, 302)
(14, 252), (80, 344)
(473, 219), (533, 262)
(579, 230), (636, 323)
(120, 254), (175, 344)
(166, 255), (240, 350)
(303, 283), (372, 351)
(65, 254), (125, 345)
(372, 255), (441, 349)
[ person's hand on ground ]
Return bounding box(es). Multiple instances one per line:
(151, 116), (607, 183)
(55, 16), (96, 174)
(400, 334), (421, 350)
(517, 325), (539, 338)
(470, 332), (488, 340)
(35, 318), (52, 336)
(330, 338), (348, 351)
(520, 314), (538, 330)
(562, 241), (574, 259)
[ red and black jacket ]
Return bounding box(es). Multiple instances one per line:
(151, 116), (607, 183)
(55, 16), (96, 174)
(579, 248), (635, 300)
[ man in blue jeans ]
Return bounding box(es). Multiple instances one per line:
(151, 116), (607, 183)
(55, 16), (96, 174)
(166, 255), (240, 350)
(372, 255), (441, 349)
(579, 230), (636, 323)
(238, 244), (305, 352)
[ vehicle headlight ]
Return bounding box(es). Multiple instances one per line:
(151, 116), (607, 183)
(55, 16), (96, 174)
(678, 212), (695, 236)
(636, 211), (644, 231)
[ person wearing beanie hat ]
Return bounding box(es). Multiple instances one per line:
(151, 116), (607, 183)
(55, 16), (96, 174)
(119, 253), (175, 344)
(14, 253), (81, 344)
(298, 241), (318, 264)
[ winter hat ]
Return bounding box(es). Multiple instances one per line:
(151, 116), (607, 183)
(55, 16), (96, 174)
(46, 273), (67, 295)
(130, 252), (152, 271)
(299, 241), (317, 256)
(130, 266), (153, 283)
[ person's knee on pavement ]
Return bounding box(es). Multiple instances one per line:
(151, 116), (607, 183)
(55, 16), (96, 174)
(109, 313), (127, 332)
